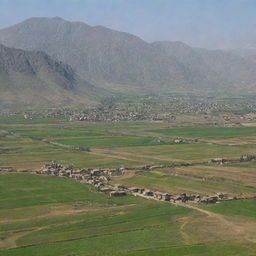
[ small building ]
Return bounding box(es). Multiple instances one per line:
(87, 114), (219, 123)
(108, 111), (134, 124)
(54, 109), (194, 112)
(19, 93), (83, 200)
(143, 189), (154, 196)
(109, 191), (127, 197)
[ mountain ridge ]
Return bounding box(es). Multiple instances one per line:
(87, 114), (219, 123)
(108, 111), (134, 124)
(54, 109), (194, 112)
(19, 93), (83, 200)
(0, 17), (256, 100)
(0, 43), (106, 109)
(0, 17), (198, 91)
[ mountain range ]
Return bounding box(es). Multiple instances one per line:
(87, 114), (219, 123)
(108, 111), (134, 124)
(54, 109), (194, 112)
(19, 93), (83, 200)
(0, 17), (256, 108)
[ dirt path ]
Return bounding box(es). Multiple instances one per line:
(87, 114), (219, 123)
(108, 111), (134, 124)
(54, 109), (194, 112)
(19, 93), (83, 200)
(0, 203), (137, 249)
(179, 216), (195, 244)
(92, 148), (187, 163)
(6, 131), (150, 165)
(131, 192), (256, 244)
(0, 208), (96, 224)
(176, 202), (256, 243)
(41, 139), (71, 149)
(0, 204), (136, 224)
(111, 171), (137, 183)
(89, 150), (150, 164)
(0, 229), (37, 249)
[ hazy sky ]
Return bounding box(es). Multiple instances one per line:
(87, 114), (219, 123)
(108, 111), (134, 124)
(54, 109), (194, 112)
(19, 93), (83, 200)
(0, 0), (255, 49)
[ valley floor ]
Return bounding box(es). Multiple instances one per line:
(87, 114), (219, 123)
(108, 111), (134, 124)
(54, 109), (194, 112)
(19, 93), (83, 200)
(0, 116), (255, 255)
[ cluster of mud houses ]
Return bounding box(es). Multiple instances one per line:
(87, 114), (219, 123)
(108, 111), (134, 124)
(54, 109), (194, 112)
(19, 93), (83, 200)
(16, 96), (256, 123)
(35, 162), (122, 189)
(115, 185), (232, 204)
(209, 155), (256, 165)
(34, 162), (237, 204)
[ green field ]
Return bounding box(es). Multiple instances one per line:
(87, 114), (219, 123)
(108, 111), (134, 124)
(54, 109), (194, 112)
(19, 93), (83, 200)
(111, 169), (256, 196)
(0, 173), (255, 256)
(115, 143), (256, 162)
(200, 199), (256, 218)
(153, 126), (256, 139)
(55, 136), (163, 147)
(1, 120), (256, 169)
(0, 117), (256, 255)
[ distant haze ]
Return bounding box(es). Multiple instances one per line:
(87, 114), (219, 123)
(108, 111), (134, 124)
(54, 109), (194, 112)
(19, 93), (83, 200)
(0, 0), (256, 49)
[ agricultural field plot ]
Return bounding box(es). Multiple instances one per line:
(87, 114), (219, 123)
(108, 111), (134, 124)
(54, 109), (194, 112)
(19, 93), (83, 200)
(153, 126), (256, 139)
(173, 165), (256, 187)
(1, 118), (256, 173)
(0, 122), (155, 169)
(0, 120), (166, 139)
(0, 173), (255, 256)
(200, 199), (256, 219)
(111, 167), (256, 196)
(54, 135), (163, 148)
(0, 117), (256, 256)
(152, 126), (256, 146)
(1, 118), (256, 175)
(105, 143), (256, 163)
(205, 136), (256, 146)
(0, 148), (140, 170)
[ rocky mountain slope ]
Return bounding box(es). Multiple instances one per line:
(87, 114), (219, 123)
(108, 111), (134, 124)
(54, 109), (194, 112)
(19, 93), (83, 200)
(0, 17), (256, 95)
(152, 41), (256, 92)
(0, 17), (189, 92)
(0, 43), (104, 109)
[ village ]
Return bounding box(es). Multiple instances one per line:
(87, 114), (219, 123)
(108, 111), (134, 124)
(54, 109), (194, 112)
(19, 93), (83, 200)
(2, 95), (256, 124)
(33, 162), (234, 204)
(2, 157), (254, 206)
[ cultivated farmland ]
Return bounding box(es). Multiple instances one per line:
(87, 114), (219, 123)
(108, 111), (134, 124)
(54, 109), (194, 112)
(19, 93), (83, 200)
(0, 116), (255, 256)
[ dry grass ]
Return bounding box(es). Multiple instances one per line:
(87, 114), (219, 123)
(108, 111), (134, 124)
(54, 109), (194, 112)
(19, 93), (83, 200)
(173, 165), (256, 186)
